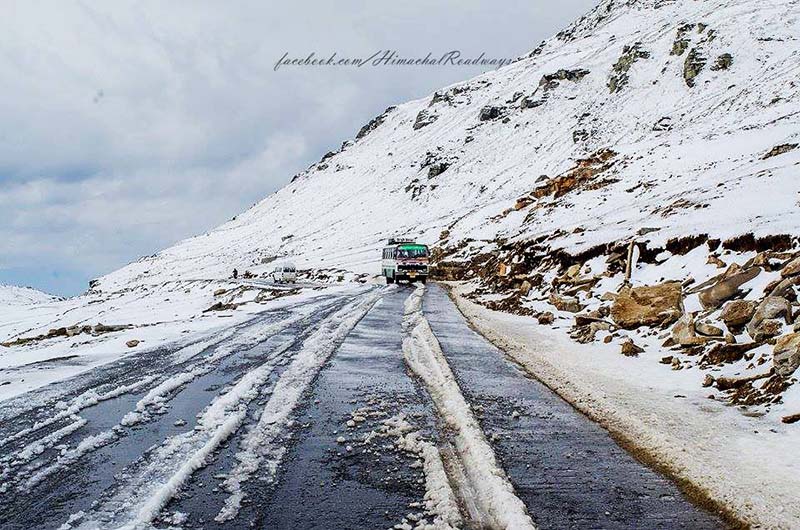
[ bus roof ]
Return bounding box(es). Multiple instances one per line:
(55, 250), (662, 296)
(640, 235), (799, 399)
(397, 243), (428, 250)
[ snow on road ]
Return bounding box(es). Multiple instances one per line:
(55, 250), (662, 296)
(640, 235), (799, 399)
(215, 287), (387, 522)
(402, 284), (537, 530)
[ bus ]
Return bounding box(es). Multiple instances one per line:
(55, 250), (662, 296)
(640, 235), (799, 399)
(382, 239), (430, 284)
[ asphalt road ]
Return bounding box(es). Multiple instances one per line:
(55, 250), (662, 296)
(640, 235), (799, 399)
(0, 284), (725, 530)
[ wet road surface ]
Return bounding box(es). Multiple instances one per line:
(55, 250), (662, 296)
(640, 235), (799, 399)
(0, 284), (726, 529)
(424, 284), (722, 529)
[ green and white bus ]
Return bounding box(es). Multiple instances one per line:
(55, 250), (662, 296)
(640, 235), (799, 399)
(381, 239), (430, 284)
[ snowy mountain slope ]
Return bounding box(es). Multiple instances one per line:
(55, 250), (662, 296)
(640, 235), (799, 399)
(0, 284), (60, 306)
(97, 0), (800, 291)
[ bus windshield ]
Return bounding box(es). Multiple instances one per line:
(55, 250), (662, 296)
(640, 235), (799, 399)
(396, 246), (428, 259)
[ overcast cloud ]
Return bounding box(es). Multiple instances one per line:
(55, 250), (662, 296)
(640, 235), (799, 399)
(0, 0), (598, 296)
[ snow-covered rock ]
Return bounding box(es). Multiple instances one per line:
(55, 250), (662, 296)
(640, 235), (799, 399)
(0, 284), (59, 306)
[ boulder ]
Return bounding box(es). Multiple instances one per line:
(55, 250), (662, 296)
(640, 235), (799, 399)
(126, 340), (140, 348)
(519, 280), (532, 296)
(782, 256), (800, 277)
(747, 296), (792, 339)
(537, 311), (555, 325)
(702, 342), (761, 365)
(767, 275), (800, 298)
(549, 293), (583, 313)
(671, 313), (707, 346)
(611, 281), (683, 330)
(620, 339), (644, 357)
(774, 332), (800, 377)
(695, 321), (723, 337)
(719, 300), (757, 328)
(749, 319), (784, 342)
(698, 266), (760, 309)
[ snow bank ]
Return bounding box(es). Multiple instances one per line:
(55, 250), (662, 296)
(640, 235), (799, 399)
(449, 283), (800, 528)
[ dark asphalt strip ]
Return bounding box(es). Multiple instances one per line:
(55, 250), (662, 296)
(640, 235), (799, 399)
(422, 284), (726, 530)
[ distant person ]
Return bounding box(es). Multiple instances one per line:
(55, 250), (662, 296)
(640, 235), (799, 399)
(232, 268), (238, 279)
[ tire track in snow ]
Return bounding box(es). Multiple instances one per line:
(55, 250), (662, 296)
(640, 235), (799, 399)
(16, 307), (317, 493)
(59, 288), (386, 530)
(214, 287), (388, 522)
(401, 284), (537, 530)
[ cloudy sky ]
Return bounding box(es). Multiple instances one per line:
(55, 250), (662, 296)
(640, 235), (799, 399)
(1, 0), (598, 296)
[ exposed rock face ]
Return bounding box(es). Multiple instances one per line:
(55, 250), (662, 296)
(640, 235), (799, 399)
(762, 143), (798, 160)
(750, 319), (784, 342)
(684, 48), (707, 87)
(698, 266), (760, 309)
(720, 299), (757, 328)
(428, 162), (451, 179)
(355, 106), (395, 140)
(710, 53), (733, 71)
(479, 106), (502, 121)
(702, 342), (761, 366)
(531, 149), (617, 199)
(608, 43), (650, 93)
(540, 68), (590, 85)
(695, 320), (723, 337)
(611, 281), (683, 329)
(413, 109), (437, 130)
(671, 312), (708, 346)
(747, 296), (793, 340)
(774, 332), (800, 377)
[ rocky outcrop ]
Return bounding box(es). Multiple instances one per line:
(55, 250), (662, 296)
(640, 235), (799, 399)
(611, 281), (683, 329)
(781, 256), (800, 277)
(356, 106), (395, 140)
(710, 53), (733, 71)
(608, 43), (649, 93)
(672, 312), (707, 346)
(621, 339), (644, 357)
(683, 48), (706, 87)
(413, 109), (438, 130)
(540, 68), (590, 85)
(479, 106), (502, 121)
(531, 149), (617, 199)
(762, 143), (798, 160)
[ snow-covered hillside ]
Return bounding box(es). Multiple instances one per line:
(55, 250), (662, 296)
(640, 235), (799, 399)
(0, 284), (59, 306)
(3, 1), (800, 525)
(98, 0), (799, 291)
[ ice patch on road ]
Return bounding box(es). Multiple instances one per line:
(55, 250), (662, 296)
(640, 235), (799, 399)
(215, 289), (385, 522)
(402, 285), (536, 530)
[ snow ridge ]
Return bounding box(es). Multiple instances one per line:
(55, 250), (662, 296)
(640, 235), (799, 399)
(402, 285), (536, 529)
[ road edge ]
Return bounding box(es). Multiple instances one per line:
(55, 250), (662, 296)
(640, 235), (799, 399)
(440, 281), (750, 530)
